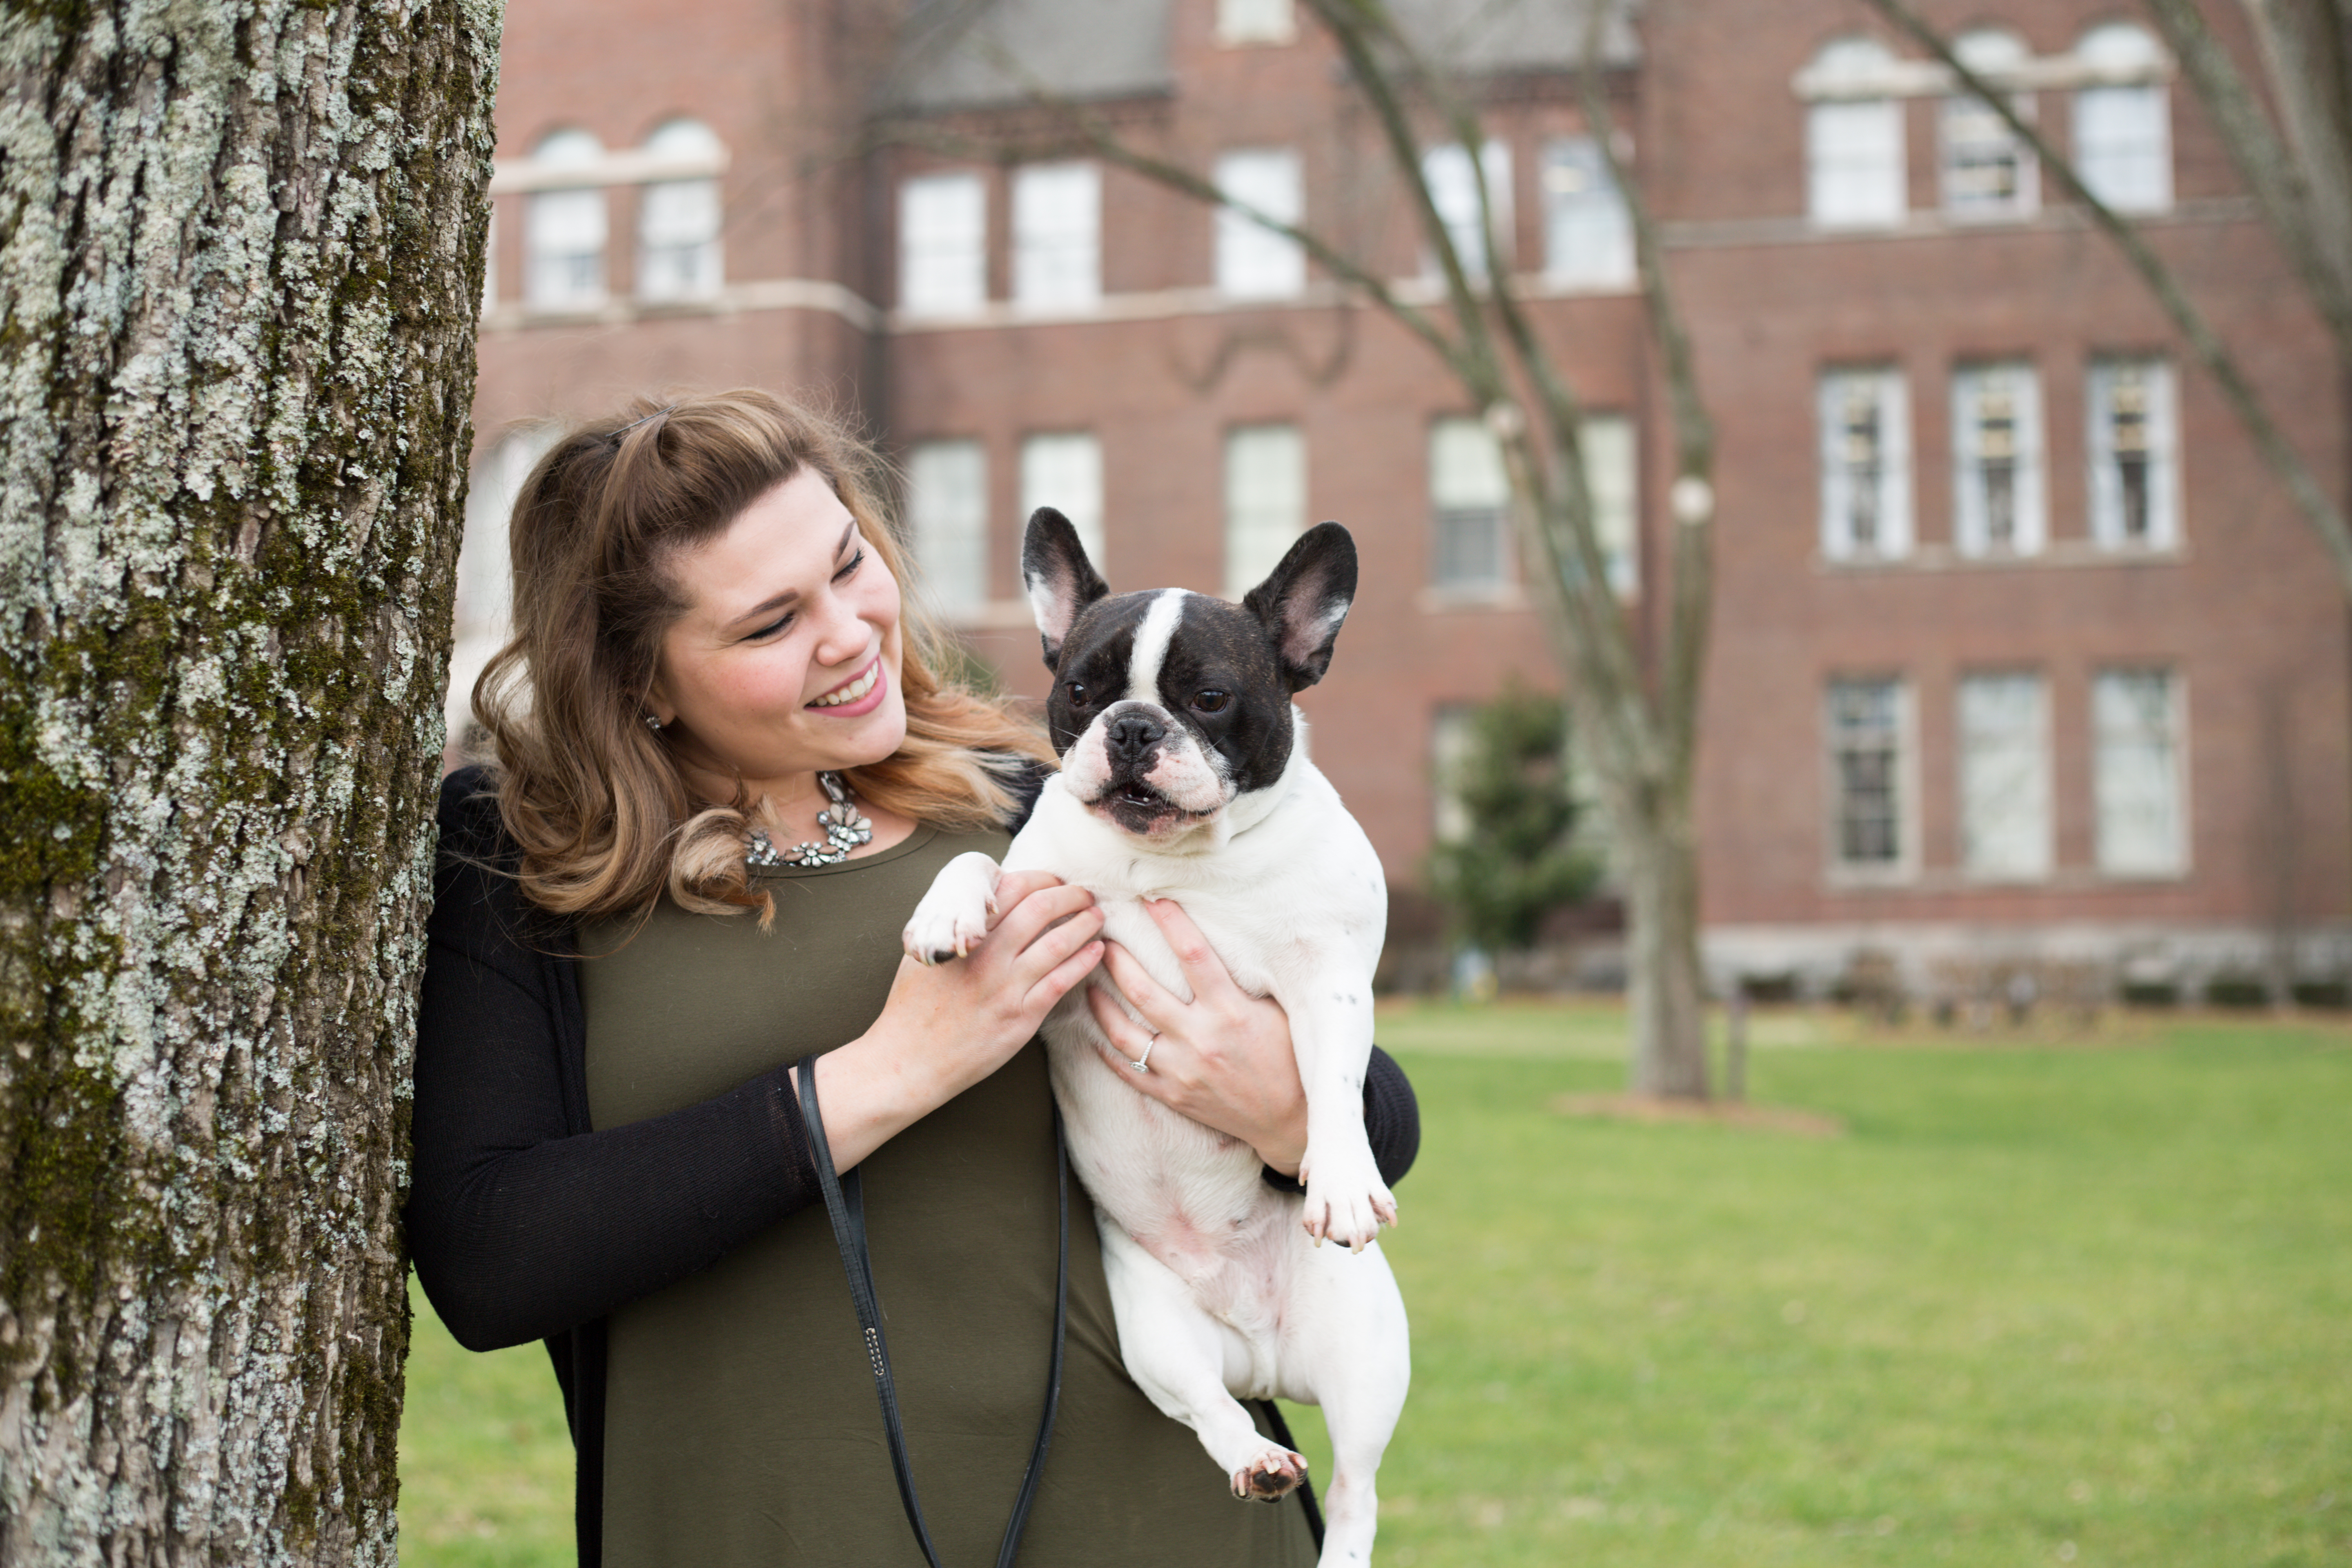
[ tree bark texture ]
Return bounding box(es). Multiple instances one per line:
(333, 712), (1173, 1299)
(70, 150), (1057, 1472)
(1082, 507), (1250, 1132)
(0, 3), (497, 1563)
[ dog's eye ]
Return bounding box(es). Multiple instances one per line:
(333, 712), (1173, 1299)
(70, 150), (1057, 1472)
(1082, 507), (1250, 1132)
(1065, 680), (1091, 707)
(1190, 690), (1231, 715)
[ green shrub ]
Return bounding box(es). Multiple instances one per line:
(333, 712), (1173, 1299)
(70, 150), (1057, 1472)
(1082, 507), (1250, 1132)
(2203, 972), (2270, 1009)
(1425, 683), (1601, 954)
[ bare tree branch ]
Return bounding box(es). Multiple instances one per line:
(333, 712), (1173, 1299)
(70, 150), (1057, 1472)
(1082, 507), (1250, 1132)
(2139, 0), (2352, 359)
(1862, 0), (2352, 597)
(1579, 3), (1716, 778)
(2239, 0), (2352, 313)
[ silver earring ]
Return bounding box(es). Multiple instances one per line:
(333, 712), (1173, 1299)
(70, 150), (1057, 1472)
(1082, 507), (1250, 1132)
(644, 713), (664, 733)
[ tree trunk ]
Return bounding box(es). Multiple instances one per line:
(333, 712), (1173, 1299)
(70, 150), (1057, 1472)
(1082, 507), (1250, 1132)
(0, 3), (496, 1563)
(1615, 787), (1711, 1098)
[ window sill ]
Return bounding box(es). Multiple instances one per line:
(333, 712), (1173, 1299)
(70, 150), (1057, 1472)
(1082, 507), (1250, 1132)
(1815, 539), (2188, 573)
(1418, 584), (1530, 613)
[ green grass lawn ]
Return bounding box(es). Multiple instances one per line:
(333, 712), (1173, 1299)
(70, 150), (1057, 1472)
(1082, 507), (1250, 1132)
(399, 1002), (2352, 1565)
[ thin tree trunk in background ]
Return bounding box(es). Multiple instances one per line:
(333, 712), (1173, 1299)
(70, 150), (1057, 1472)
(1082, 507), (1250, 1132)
(0, 2), (497, 1562)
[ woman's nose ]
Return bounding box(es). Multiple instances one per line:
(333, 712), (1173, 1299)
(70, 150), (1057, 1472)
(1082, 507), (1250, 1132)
(810, 584), (869, 665)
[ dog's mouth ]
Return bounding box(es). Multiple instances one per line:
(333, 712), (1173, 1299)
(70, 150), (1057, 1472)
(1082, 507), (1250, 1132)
(1083, 777), (1217, 836)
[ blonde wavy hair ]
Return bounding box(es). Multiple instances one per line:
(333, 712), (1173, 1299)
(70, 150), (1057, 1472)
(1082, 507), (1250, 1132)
(472, 388), (1055, 926)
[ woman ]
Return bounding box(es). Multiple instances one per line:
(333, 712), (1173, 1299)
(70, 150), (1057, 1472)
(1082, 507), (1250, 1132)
(408, 389), (1419, 1567)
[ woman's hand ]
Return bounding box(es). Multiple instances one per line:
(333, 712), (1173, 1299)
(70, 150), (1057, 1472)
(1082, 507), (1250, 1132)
(807, 871), (1102, 1171)
(1083, 898), (1310, 1176)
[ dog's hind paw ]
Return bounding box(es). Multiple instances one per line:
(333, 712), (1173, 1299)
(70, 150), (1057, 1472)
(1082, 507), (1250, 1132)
(1230, 1446), (1308, 1502)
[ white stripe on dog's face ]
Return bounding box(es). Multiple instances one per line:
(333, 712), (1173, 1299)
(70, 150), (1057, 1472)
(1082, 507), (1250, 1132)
(1123, 589), (1188, 705)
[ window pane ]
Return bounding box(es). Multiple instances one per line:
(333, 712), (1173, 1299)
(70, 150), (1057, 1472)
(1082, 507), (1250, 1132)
(1808, 100), (1905, 227)
(2087, 357), (2177, 548)
(1430, 705), (1477, 844)
(2096, 670), (2186, 874)
(1817, 368), (1910, 557)
(2075, 85), (2171, 212)
(1959, 673), (2050, 877)
(1543, 138), (1633, 289)
(1580, 414), (1638, 597)
(1218, 0), (1292, 45)
(639, 180), (721, 301)
(1225, 425), (1305, 599)
(1828, 678), (1905, 868)
(906, 440), (989, 613)
(1942, 34), (2037, 218)
(1013, 163), (1100, 310)
(1430, 417), (1507, 591)
(1423, 142), (1512, 282)
(901, 173), (986, 316)
(1216, 149), (1305, 298)
(1020, 432), (1104, 569)
(528, 131), (607, 310)
(1952, 362), (2044, 554)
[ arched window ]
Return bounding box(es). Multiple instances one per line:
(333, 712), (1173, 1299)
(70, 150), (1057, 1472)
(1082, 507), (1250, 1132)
(1942, 29), (2037, 219)
(1804, 38), (1907, 227)
(638, 118), (724, 302)
(526, 129), (608, 308)
(2073, 22), (2171, 212)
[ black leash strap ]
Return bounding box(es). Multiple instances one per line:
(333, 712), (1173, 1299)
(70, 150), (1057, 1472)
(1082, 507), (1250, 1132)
(1256, 1399), (1326, 1550)
(796, 1054), (1068, 1568)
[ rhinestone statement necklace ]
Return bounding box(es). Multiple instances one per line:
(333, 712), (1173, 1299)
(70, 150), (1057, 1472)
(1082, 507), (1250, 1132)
(745, 771), (873, 869)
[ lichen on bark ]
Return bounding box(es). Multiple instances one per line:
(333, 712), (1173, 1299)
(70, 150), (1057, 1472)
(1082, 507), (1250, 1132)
(0, 2), (500, 1562)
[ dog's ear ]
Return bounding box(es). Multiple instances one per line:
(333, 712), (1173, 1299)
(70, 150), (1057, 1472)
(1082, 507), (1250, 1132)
(1243, 521), (1357, 693)
(1021, 508), (1110, 671)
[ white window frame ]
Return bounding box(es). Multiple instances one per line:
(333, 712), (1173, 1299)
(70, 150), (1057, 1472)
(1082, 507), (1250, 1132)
(526, 129), (608, 310)
(1429, 416), (1511, 594)
(1422, 141), (1512, 283)
(1803, 38), (1907, 229)
(1818, 367), (1913, 559)
(1826, 675), (1915, 880)
(905, 439), (990, 615)
(1580, 413), (1639, 597)
(2094, 668), (2189, 877)
(1216, 0), (1294, 47)
(1542, 137), (1635, 290)
(1012, 162), (1101, 313)
(1952, 361), (2045, 556)
(1430, 704), (1478, 845)
(2072, 22), (2172, 213)
(636, 120), (724, 303)
(1215, 149), (1305, 300)
(900, 172), (988, 317)
(1958, 671), (2052, 880)
(2087, 356), (2180, 550)
(1020, 431), (1105, 570)
(1941, 30), (2039, 221)
(1223, 424), (1306, 600)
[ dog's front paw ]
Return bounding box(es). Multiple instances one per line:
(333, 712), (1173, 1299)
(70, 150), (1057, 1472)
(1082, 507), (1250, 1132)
(1298, 1147), (1397, 1253)
(900, 884), (993, 965)
(1229, 1445), (1308, 1502)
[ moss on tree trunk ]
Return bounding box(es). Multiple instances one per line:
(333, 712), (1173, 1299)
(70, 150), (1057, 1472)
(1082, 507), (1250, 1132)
(0, 1), (499, 1561)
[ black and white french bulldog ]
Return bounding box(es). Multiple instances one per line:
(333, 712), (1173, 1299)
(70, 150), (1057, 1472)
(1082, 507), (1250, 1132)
(903, 510), (1410, 1567)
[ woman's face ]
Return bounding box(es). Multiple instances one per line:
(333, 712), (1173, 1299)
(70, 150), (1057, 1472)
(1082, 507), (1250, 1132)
(648, 466), (907, 791)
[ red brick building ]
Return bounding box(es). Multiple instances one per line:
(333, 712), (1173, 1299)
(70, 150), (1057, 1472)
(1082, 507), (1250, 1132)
(461, 0), (2352, 997)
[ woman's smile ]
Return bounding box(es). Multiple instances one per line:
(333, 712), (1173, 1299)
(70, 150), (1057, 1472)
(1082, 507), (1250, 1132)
(807, 655), (886, 714)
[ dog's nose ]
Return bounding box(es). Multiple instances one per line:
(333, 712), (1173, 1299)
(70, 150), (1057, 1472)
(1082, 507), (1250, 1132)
(1106, 711), (1165, 762)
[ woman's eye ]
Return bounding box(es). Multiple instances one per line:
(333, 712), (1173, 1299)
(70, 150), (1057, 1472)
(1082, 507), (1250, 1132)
(1066, 681), (1091, 707)
(834, 548), (864, 581)
(747, 614), (794, 641)
(1192, 690), (1231, 715)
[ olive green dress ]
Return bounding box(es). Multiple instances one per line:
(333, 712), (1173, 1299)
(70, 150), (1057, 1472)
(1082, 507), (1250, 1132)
(581, 822), (1318, 1567)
